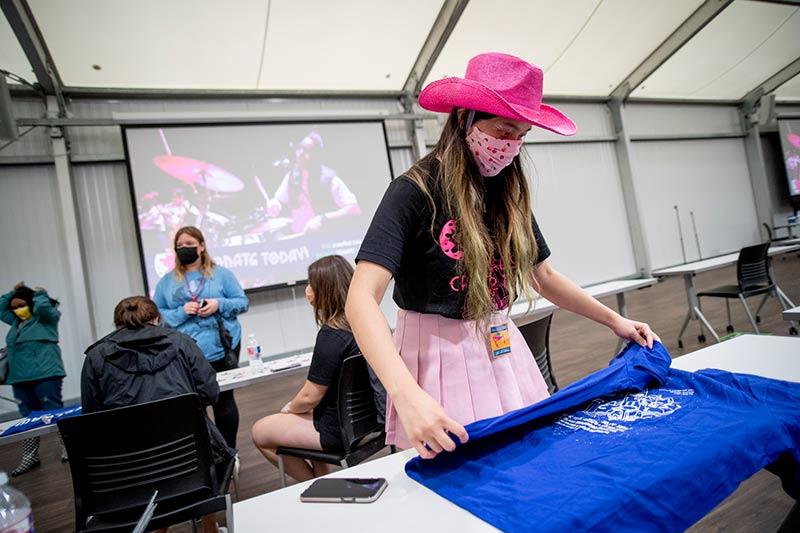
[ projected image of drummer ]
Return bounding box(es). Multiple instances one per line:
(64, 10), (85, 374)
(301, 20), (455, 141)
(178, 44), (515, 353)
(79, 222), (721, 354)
(264, 131), (361, 234)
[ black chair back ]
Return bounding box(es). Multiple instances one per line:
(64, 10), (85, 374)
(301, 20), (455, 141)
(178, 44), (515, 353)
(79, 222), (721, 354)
(337, 355), (383, 453)
(518, 314), (558, 393)
(737, 243), (772, 292)
(58, 394), (216, 528)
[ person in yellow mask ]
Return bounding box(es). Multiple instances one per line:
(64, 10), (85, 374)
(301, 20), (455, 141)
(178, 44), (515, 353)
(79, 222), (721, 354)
(0, 282), (66, 476)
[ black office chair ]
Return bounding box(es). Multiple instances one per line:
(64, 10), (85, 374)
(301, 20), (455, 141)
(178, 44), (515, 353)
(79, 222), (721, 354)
(57, 394), (235, 533)
(276, 354), (390, 487)
(518, 313), (558, 394)
(762, 223), (789, 242)
(697, 243), (798, 336)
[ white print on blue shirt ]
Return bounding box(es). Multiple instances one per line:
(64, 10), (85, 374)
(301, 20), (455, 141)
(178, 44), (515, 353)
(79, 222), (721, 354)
(555, 388), (695, 434)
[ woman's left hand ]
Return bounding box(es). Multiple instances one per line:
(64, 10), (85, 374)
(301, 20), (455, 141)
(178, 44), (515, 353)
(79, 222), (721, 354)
(610, 315), (660, 349)
(197, 298), (219, 317)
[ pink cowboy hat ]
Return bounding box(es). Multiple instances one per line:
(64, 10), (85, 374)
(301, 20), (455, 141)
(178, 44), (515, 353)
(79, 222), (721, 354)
(419, 52), (576, 136)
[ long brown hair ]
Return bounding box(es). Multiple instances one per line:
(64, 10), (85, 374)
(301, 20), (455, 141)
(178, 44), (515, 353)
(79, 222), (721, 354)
(114, 296), (161, 328)
(406, 109), (539, 321)
(172, 226), (215, 281)
(308, 255), (353, 331)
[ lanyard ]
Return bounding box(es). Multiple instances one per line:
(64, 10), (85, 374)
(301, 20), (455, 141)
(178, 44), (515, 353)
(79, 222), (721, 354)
(184, 274), (206, 302)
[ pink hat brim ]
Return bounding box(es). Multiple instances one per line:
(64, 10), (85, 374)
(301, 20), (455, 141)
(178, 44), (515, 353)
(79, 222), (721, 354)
(419, 77), (576, 136)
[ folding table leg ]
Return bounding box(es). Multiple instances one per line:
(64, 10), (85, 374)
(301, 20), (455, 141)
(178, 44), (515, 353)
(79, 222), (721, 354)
(677, 310), (692, 348)
(692, 306), (720, 342)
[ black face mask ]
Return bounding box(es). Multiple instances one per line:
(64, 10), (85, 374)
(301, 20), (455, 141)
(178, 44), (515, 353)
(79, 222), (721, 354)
(176, 246), (199, 265)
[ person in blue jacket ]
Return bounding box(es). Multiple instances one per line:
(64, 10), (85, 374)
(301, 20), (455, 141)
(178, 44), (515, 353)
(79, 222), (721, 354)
(0, 282), (66, 476)
(153, 226), (249, 449)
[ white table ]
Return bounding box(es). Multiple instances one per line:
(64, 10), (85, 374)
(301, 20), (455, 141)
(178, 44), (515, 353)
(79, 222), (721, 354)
(652, 245), (800, 347)
(0, 353), (315, 446)
(784, 306), (800, 323)
(234, 334), (800, 532)
(510, 277), (658, 353)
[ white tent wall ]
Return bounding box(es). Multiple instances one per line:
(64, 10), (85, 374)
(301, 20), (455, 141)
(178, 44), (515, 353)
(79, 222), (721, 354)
(624, 103), (760, 269)
(0, 95), (406, 416)
(0, 165), (87, 416)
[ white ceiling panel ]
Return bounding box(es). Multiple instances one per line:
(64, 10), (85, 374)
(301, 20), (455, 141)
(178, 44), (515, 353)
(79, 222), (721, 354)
(426, 0), (600, 90)
(424, 0), (703, 97)
(774, 72), (800, 102)
(0, 12), (35, 84)
(28, 0), (269, 89)
(258, 0), (443, 91)
(631, 0), (800, 100)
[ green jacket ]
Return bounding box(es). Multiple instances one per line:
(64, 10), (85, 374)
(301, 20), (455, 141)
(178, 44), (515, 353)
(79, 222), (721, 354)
(0, 290), (66, 385)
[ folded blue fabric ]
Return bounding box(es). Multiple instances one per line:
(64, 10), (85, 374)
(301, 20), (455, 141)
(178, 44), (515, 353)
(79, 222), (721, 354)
(1, 405), (82, 436)
(405, 341), (800, 532)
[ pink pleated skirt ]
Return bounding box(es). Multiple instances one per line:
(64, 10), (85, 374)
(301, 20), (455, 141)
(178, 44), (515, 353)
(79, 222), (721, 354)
(385, 309), (551, 448)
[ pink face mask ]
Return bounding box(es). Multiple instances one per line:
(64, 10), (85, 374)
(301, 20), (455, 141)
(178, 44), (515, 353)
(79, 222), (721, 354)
(465, 126), (523, 177)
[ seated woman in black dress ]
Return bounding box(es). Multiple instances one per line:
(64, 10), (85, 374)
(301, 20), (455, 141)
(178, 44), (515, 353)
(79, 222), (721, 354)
(251, 255), (373, 482)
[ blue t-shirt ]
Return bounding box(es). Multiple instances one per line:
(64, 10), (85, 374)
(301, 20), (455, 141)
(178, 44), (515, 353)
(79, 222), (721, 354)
(405, 342), (800, 533)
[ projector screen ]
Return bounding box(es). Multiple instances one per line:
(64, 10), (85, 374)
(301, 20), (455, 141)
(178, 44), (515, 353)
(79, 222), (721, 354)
(124, 121), (393, 293)
(778, 119), (800, 198)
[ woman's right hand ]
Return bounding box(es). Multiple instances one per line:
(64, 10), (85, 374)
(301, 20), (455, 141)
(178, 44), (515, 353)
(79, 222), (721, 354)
(393, 386), (469, 459)
(183, 301), (200, 315)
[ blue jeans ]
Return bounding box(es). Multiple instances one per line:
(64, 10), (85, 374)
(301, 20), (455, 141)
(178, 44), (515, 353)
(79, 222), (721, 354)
(12, 377), (64, 417)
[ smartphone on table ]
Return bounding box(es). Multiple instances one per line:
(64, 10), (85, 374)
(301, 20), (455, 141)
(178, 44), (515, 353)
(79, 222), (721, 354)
(299, 477), (388, 503)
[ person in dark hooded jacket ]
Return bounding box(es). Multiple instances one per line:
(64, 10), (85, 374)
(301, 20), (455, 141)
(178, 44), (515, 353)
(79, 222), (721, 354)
(81, 296), (235, 503)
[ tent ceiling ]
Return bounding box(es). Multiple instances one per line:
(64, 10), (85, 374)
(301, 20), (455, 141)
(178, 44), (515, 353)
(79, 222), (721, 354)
(630, 0), (800, 100)
(25, 0), (442, 92)
(259, 0), (443, 91)
(425, 0), (705, 97)
(0, 10), (34, 84)
(0, 0), (797, 102)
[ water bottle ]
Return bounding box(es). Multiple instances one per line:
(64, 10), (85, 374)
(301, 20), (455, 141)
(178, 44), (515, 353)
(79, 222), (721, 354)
(0, 471), (33, 533)
(246, 334), (264, 374)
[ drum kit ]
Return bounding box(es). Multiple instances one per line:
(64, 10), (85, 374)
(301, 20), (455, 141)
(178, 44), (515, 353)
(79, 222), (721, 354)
(145, 129), (299, 245)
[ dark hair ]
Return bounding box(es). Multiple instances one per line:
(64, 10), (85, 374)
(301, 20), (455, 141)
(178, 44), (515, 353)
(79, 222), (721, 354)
(114, 296), (161, 329)
(11, 286), (34, 310)
(10, 285), (59, 311)
(307, 255), (353, 331)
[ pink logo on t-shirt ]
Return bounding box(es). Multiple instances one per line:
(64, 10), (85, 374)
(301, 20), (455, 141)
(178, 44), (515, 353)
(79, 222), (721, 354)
(440, 219), (508, 309)
(439, 219), (463, 260)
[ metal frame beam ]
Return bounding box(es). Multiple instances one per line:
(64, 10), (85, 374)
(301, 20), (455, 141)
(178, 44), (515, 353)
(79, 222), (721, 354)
(741, 57), (800, 111)
(0, 0), (66, 113)
(609, 0), (733, 102)
(16, 111), (436, 128)
(402, 0), (469, 95)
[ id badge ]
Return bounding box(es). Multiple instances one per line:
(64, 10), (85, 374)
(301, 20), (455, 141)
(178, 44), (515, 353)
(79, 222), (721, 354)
(489, 323), (511, 358)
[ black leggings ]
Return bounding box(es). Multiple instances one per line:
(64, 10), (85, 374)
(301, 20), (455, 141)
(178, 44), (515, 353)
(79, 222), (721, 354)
(210, 346), (240, 450)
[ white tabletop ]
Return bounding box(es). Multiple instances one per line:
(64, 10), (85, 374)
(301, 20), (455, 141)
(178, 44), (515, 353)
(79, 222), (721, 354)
(671, 334), (800, 382)
(783, 306), (800, 322)
(234, 448), (496, 532)
(509, 277), (657, 326)
(651, 245), (800, 277)
(234, 334), (799, 532)
(216, 352), (312, 392)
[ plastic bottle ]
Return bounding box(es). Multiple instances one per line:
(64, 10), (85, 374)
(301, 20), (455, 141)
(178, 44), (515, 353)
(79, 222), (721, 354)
(246, 334), (264, 374)
(0, 471), (33, 533)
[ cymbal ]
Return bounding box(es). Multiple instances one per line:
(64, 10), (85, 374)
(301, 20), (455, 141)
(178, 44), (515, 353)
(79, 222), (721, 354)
(153, 155), (244, 193)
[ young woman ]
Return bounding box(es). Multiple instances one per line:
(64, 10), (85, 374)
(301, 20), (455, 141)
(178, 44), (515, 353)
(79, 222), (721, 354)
(153, 226), (249, 449)
(0, 282), (66, 476)
(82, 296), (234, 533)
(251, 255), (369, 482)
(346, 52), (659, 459)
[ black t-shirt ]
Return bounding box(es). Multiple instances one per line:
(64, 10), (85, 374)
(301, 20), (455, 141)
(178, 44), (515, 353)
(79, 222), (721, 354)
(307, 325), (361, 450)
(356, 159), (551, 319)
